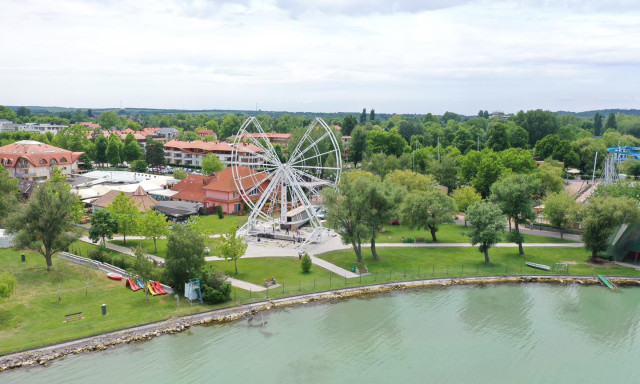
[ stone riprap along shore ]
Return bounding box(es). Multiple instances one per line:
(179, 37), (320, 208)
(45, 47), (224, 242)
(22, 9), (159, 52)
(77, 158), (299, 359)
(2, 275), (640, 372)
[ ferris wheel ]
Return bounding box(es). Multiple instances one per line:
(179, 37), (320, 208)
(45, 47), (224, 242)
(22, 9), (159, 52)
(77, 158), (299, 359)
(230, 117), (342, 232)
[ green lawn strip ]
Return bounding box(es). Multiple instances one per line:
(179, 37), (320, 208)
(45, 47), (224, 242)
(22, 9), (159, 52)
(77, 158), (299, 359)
(376, 223), (575, 244)
(111, 239), (168, 258)
(197, 215), (248, 234)
(318, 247), (640, 278)
(209, 257), (344, 287)
(69, 241), (127, 259)
(0, 249), (209, 355)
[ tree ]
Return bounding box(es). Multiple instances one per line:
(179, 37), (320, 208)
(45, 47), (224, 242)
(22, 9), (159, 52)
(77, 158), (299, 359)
(95, 135), (108, 166)
(453, 125), (477, 154)
(542, 192), (579, 239)
(507, 125), (529, 149)
(123, 134), (143, 162)
(16, 106), (31, 117)
(0, 166), (19, 225)
(451, 186), (482, 226)
(131, 159), (148, 173)
(342, 115), (357, 136)
(106, 134), (123, 166)
(490, 174), (540, 255)
(323, 171), (371, 262)
(4, 181), (81, 271)
(465, 202), (506, 263)
(386, 169), (436, 192)
(173, 169), (187, 180)
(178, 131), (198, 141)
(301, 254), (312, 273)
(397, 119), (424, 143)
(360, 108), (367, 124)
(0, 105), (17, 121)
(216, 225), (247, 274)
(594, 112), (603, 136)
(129, 246), (155, 301)
(401, 189), (456, 242)
(582, 196), (640, 258)
(370, 109), (376, 122)
(472, 151), (504, 198)
(88, 209), (119, 245)
(138, 209), (170, 253)
(360, 176), (403, 260)
(514, 109), (559, 146)
(98, 111), (121, 130)
(106, 193), (140, 245)
(537, 160), (565, 196)
(202, 153), (224, 175)
(349, 126), (367, 166)
(220, 114), (242, 139)
(534, 134), (579, 167)
(498, 148), (537, 174)
(605, 113), (617, 131)
(366, 130), (407, 157)
(432, 155), (459, 192)
(165, 224), (206, 289)
(145, 139), (166, 166)
(486, 123), (509, 151)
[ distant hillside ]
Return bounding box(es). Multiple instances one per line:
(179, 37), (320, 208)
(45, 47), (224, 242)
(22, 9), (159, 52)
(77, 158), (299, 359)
(4, 105), (398, 121)
(556, 109), (640, 118)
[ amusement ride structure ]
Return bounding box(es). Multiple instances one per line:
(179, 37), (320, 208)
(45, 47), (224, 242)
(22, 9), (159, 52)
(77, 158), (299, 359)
(230, 117), (342, 241)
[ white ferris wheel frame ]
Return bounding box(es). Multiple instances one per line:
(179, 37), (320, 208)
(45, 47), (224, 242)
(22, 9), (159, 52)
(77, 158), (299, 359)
(230, 116), (342, 232)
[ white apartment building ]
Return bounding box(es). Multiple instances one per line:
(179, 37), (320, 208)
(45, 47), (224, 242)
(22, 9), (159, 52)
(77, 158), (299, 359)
(163, 140), (264, 168)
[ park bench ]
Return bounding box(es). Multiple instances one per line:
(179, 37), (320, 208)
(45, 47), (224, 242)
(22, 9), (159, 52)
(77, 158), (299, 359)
(64, 312), (84, 322)
(264, 277), (277, 287)
(415, 237), (426, 243)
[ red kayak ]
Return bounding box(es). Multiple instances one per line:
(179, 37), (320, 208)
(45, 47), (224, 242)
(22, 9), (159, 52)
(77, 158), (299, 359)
(107, 272), (123, 281)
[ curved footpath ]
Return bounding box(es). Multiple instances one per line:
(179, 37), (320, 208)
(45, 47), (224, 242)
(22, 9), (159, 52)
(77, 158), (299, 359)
(2, 274), (639, 372)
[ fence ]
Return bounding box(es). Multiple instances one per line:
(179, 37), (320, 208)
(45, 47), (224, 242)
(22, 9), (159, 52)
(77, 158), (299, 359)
(227, 261), (574, 304)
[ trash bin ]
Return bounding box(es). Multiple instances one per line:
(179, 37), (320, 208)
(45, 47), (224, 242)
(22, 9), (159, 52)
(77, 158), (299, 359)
(101, 304), (107, 316)
(21, 253), (25, 262)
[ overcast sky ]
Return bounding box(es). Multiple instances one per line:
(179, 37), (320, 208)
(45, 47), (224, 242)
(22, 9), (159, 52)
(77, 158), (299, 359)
(1, 0), (639, 115)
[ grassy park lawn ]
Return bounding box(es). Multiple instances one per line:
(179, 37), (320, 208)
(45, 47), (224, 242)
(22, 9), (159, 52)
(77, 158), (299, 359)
(69, 241), (128, 259)
(319, 246), (640, 278)
(209, 257), (343, 287)
(0, 249), (207, 355)
(112, 239), (168, 258)
(376, 223), (575, 244)
(196, 215), (247, 234)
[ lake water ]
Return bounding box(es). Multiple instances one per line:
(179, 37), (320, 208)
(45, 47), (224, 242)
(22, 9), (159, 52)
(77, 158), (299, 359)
(4, 284), (640, 383)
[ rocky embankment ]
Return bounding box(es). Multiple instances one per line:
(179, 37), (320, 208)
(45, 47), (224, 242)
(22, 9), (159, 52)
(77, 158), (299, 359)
(2, 275), (640, 372)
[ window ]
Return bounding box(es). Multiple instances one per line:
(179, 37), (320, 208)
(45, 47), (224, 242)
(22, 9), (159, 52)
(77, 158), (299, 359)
(60, 157), (67, 162)
(234, 203), (241, 212)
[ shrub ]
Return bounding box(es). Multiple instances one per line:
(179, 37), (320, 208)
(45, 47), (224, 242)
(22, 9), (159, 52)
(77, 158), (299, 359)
(301, 254), (312, 273)
(202, 283), (232, 304)
(131, 159), (148, 173)
(0, 272), (18, 298)
(217, 205), (224, 219)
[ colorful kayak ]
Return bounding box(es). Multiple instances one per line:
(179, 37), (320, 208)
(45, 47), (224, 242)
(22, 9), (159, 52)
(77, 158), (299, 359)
(107, 272), (123, 280)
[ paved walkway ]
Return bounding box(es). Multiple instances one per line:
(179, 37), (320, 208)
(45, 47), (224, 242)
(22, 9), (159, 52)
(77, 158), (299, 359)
(226, 277), (267, 292)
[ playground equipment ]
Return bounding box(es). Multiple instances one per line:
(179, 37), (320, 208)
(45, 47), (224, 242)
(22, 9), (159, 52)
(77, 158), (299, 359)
(185, 278), (203, 303)
(231, 117), (342, 235)
(126, 278), (142, 291)
(597, 275), (619, 291)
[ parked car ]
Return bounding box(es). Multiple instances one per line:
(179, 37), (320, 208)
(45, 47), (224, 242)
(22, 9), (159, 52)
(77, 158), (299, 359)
(316, 209), (326, 220)
(391, 219), (400, 225)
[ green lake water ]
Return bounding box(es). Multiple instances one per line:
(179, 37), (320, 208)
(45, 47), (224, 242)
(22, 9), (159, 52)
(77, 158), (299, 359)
(4, 284), (640, 383)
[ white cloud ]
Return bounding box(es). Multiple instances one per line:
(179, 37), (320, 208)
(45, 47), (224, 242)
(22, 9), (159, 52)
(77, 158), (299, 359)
(1, 0), (639, 113)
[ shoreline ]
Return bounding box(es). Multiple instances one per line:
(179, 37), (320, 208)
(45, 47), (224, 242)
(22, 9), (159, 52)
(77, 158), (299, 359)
(2, 274), (640, 372)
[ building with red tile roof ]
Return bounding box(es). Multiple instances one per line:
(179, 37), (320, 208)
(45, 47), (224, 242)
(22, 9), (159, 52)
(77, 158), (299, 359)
(202, 166), (270, 213)
(163, 140), (264, 168)
(79, 122), (100, 129)
(0, 140), (83, 180)
(230, 132), (291, 147)
(169, 167), (270, 213)
(197, 129), (217, 139)
(91, 186), (158, 212)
